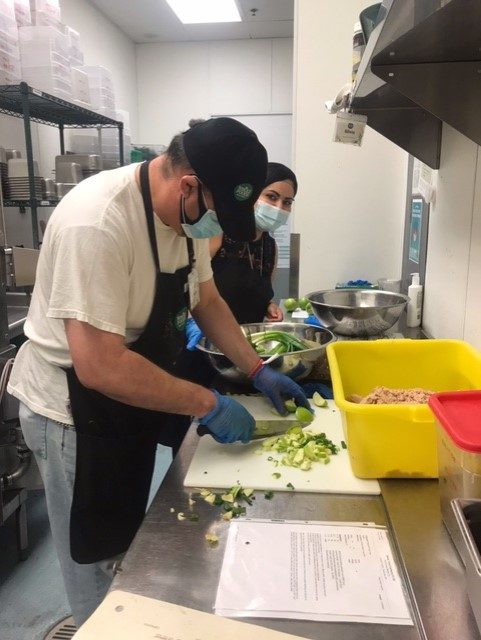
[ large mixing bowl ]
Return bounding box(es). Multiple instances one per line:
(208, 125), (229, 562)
(196, 322), (336, 384)
(307, 289), (409, 337)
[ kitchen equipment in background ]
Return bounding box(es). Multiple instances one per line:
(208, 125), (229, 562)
(327, 339), (481, 479)
(406, 272), (423, 328)
(184, 399), (380, 495)
(55, 153), (102, 181)
(9, 246), (40, 286)
(6, 157), (43, 200)
(5, 150), (21, 160)
(56, 182), (76, 198)
(359, 3), (382, 43)
(55, 160), (83, 184)
(42, 177), (56, 199)
(307, 289), (408, 337)
(0, 146), (7, 195)
(452, 498), (481, 634)
(196, 322), (336, 384)
(429, 391), (481, 562)
(377, 278), (402, 293)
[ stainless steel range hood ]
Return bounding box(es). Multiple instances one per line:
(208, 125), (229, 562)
(350, 0), (481, 169)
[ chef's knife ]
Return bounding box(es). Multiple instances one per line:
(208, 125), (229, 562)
(197, 418), (298, 441)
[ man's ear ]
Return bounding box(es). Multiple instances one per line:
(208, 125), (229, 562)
(179, 174), (198, 198)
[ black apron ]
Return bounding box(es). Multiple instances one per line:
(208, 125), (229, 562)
(212, 234), (274, 324)
(65, 160), (194, 564)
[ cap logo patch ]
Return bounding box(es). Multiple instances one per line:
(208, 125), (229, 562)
(233, 183), (253, 202)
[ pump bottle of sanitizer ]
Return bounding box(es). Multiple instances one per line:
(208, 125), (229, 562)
(406, 273), (423, 328)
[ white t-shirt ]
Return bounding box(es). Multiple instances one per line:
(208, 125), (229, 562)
(8, 163), (213, 424)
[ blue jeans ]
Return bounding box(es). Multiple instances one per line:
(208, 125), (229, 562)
(19, 403), (117, 628)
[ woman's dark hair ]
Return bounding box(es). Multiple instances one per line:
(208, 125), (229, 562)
(265, 162), (298, 196)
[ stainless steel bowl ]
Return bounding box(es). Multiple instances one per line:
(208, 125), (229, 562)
(196, 322), (336, 384)
(307, 289), (409, 337)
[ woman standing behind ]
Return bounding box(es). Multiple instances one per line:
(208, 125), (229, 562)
(209, 162), (297, 324)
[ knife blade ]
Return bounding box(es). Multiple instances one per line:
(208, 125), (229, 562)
(197, 418), (297, 441)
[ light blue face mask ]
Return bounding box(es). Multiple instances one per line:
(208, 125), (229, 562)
(180, 180), (223, 239)
(254, 201), (290, 232)
(181, 207), (222, 239)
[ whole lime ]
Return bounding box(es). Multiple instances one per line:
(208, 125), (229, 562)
(298, 297), (309, 310)
(284, 298), (298, 312)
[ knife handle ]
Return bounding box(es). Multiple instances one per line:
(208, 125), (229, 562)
(197, 425), (212, 437)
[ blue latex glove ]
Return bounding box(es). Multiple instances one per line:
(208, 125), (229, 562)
(251, 366), (311, 416)
(198, 390), (255, 444)
(185, 317), (203, 351)
(300, 382), (333, 400)
(304, 314), (322, 327)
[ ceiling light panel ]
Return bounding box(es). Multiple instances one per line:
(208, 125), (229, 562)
(166, 0), (241, 24)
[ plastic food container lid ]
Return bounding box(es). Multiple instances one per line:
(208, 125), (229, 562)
(428, 391), (481, 452)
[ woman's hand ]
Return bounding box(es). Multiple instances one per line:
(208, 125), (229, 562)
(265, 302), (283, 322)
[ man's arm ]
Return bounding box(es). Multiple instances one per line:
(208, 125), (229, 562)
(65, 319), (216, 417)
(191, 279), (260, 375)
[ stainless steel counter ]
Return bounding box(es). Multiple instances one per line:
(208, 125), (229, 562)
(111, 427), (480, 640)
(6, 292), (29, 339)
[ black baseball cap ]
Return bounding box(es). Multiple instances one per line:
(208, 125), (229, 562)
(183, 117), (267, 241)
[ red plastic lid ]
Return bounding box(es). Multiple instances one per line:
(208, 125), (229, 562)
(428, 391), (481, 452)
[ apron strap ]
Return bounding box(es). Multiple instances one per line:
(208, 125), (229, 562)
(139, 160), (195, 272)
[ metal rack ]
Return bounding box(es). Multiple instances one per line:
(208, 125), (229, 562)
(0, 81), (124, 248)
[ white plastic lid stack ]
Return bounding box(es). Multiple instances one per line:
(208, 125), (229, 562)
(0, 0), (21, 83)
(14, 0), (31, 27)
(30, 8), (61, 29)
(76, 64), (114, 91)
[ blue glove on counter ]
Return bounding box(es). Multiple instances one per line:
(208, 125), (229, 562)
(185, 317), (203, 351)
(304, 314), (322, 327)
(251, 366), (312, 416)
(198, 390), (255, 444)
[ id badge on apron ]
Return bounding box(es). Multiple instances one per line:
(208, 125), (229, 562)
(188, 267), (200, 310)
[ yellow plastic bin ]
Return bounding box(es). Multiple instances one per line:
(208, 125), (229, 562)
(326, 339), (481, 478)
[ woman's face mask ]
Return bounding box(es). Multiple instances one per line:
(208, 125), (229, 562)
(180, 178), (222, 239)
(254, 201), (290, 233)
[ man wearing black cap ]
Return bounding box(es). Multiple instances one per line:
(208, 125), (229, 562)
(8, 117), (310, 627)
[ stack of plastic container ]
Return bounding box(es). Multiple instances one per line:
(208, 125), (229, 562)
(65, 25), (83, 66)
(71, 66), (90, 107)
(0, 0), (22, 85)
(77, 64), (116, 112)
(116, 108), (132, 163)
(29, 0), (61, 30)
(14, 0), (31, 27)
(19, 24), (72, 99)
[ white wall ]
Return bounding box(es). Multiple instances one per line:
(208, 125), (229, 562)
(422, 124), (481, 350)
(135, 38), (293, 145)
(293, 0), (408, 295)
(1, 0), (138, 247)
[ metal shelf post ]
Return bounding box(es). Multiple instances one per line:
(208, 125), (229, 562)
(19, 83), (39, 249)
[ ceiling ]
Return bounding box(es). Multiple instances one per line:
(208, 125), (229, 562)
(89, 0), (294, 44)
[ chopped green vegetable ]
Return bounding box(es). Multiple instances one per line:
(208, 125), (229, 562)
(260, 425), (340, 470)
(188, 498), (196, 507)
(247, 330), (308, 356)
(169, 507), (175, 513)
(188, 513), (199, 522)
(205, 532), (219, 545)
(204, 493), (216, 505)
(287, 482), (295, 490)
(243, 488), (254, 498)
(264, 491), (274, 500)
(295, 407), (314, 424)
(272, 472), (281, 479)
(221, 493), (235, 503)
(177, 512), (186, 521)
(222, 511), (234, 521)
(312, 392), (328, 408)
(284, 399), (297, 413)
(341, 440), (347, 449)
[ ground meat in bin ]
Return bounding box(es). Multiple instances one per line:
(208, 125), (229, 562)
(348, 386), (434, 404)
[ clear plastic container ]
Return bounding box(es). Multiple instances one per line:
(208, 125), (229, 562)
(429, 391), (481, 557)
(77, 64), (114, 92)
(0, 0), (16, 21)
(19, 25), (68, 54)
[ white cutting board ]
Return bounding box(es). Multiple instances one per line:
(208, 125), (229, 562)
(184, 398), (380, 495)
(73, 590), (308, 640)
